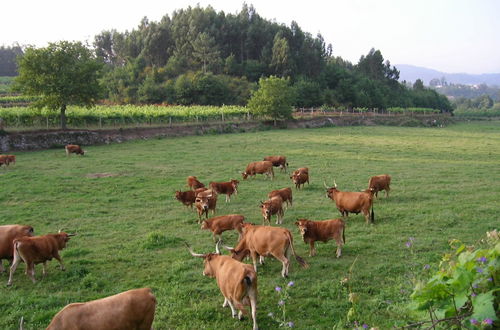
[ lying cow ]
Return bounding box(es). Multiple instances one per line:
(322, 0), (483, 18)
(209, 179), (239, 202)
(295, 218), (346, 257)
(186, 242), (258, 330)
(195, 189), (217, 222)
(260, 196), (285, 225)
(201, 214), (245, 242)
(0, 225), (34, 273)
(175, 190), (196, 208)
(241, 161), (274, 180)
(268, 187), (293, 208)
(65, 144), (85, 156)
(368, 174), (391, 198)
(7, 231), (76, 285)
(187, 176), (205, 190)
(225, 223), (308, 277)
(290, 167), (309, 189)
(263, 155), (288, 172)
(325, 180), (375, 224)
(46, 288), (156, 330)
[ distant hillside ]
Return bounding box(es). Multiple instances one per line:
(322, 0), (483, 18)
(396, 64), (500, 87)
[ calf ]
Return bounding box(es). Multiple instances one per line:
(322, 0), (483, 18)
(263, 155), (288, 172)
(175, 190), (196, 208)
(260, 196), (285, 225)
(290, 167), (309, 189)
(226, 224), (308, 277)
(0, 225), (34, 273)
(325, 180), (375, 224)
(186, 243), (258, 330)
(7, 231), (76, 285)
(368, 174), (391, 198)
(187, 176), (205, 190)
(201, 214), (245, 242)
(209, 179), (239, 202)
(295, 218), (346, 257)
(241, 161), (274, 180)
(46, 288), (156, 330)
(195, 189), (217, 222)
(65, 144), (85, 156)
(268, 187), (293, 208)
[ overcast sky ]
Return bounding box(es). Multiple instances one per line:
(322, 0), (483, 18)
(2, 0), (499, 74)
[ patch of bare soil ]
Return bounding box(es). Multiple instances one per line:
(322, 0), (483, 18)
(86, 172), (120, 178)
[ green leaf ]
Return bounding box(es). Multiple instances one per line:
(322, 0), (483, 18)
(471, 291), (498, 322)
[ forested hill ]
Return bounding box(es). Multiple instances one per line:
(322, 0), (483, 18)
(1, 4), (452, 112)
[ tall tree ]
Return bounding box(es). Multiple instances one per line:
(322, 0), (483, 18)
(14, 41), (103, 129)
(191, 32), (220, 73)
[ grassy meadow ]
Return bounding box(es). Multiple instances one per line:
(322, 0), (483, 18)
(0, 121), (499, 329)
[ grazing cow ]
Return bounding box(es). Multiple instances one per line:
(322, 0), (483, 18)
(209, 179), (239, 202)
(325, 180), (375, 224)
(263, 155), (288, 172)
(290, 167), (309, 189)
(7, 231), (76, 285)
(175, 190), (197, 208)
(368, 174), (391, 198)
(241, 161), (274, 180)
(225, 223), (308, 277)
(260, 196), (285, 225)
(187, 176), (205, 190)
(0, 225), (34, 273)
(46, 288), (156, 330)
(295, 218), (346, 257)
(195, 189), (217, 222)
(0, 155), (10, 167)
(268, 187), (293, 208)
(201, 214), (245, 242)
(186, 242), (258, 330)
(65, 144), (85, 156)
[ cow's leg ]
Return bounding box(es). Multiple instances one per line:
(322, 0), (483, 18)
(336, 238), (343, 258)
(363, 210), (370, 224)
(226, 298), (237, 318)
(42, 262), (48, 276)
(275, 252), (290, 278)
(248, 286), (258, 330)
(222, 298), (229, 308)
(251, 252), (258, 272)
(259, 255), (265, 265)
(28, 263), (36, 283)
(309, 241), (316, 256)
(53, 253), (65, 271)
(7, 249), (23, 285)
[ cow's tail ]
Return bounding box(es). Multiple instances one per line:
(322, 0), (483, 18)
(342, 221), (346, 244)
(370, 204), (375, 223)
(235, 272), (257, 315)
(285, 231), (309, 268)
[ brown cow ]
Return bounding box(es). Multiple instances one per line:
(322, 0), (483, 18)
(0, 155), (10, 167)
(201, 214), (245, 242)
(325, 180), (375, 224)
(209, 179), (239, 202)
(195, 189), (217, 222)
(295, 218), (346, 257)
(290, 167), (309, 189)
(175, 190), (196, 208)
(260, 196), (285, 225)
(65, 144), (85, 156)
(225, 223), (308, 277)
(7, 231), (76, 285)
(186, 243), (258, 330)
(46, 288), (156, 330)
(187, 176), (205, 190)
(6, 155), (15, 165)
(263, 155), (288, 172)
(241, 161), (274, 180)
(0, 225), (34, 273)
(368, 174), (391, 198)
(268, 187), (293, 208)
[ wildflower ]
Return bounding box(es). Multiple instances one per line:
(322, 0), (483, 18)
(288, 281), (294, 287)
(287, 321), (294, 327)
(268, 312), (274, 317)
(472, 283), (479, 289)
(470, 319), (478, 325)
(477, 256), (487, 263)
(362, 324), (369, 329)
(476, 267), (484, 273)
(409, 237), (415, 242)
(487, 277), (493, 282)
(405, 241), (412, 248)
(278, 300), (285, 306)
(471, 292), (477, 297)
(483, 318), (493, 325)
(423, 264), (430, 270)
(275, 286), (282, 292)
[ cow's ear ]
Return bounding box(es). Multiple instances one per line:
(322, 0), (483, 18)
(294, 221), (299, 225)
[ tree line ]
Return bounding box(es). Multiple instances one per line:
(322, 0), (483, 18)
(2, 4), (452, 113)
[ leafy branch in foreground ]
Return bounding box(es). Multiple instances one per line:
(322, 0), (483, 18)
(409, 230), (499, 328)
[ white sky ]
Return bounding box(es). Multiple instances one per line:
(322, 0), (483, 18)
(1, 0), (499, 74)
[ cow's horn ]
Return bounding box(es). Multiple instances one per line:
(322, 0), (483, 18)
(323, 180), (328, 188)
(184, 242), (205, 257)
(222, 244), (234, 251)
(58, 228), (64, 233)
(68, 233), (77, 237)
(333, 179), (337, 188)
(215, 239), (222, 254)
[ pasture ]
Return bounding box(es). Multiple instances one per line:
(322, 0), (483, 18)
(0, 121), (498, 329)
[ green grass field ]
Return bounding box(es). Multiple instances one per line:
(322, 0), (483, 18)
(0, 122), (498, 329)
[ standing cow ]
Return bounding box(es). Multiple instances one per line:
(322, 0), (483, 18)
(295, 218), (346, 257)
(260, 196), (285, 225)
(268, 187), (293, 208)
(325, 180), (375, 224)
(65, 145), (85, 156)
(263, 155), (288, 173)
(201, 214), (245, 242)
(368, 174), (391, 198)
(0, 225), (34, 273)
(46, 288), (156, 330)
(241, 161), (274, 180)
(195, 189), (217, 222)
(209, 179), (239, 202)
(186, 242), (258, 330)
(187, 176), (205, 190)
(290, 167), (309, 189)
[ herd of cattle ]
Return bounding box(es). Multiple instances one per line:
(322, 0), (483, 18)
(0, 147), (391, 329)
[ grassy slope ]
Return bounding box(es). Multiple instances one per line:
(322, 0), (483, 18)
(0, 122), (498, 329)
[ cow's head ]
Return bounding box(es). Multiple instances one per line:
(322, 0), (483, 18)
(200, 220), (210, 230)
(175, 191), (182, 200)
(23, 225), (34, 237)
(295, 219), (310, 236)
(260, 201), (272, 220)
(195, 191), (213, 211)
(185, 242), (222, 277)
(241, 172), (249, 180)
(57, 231), (77, 248)
(230, 179), (239, 188)
(324, 180), (338, 199)
(224, 244), (249, 262)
